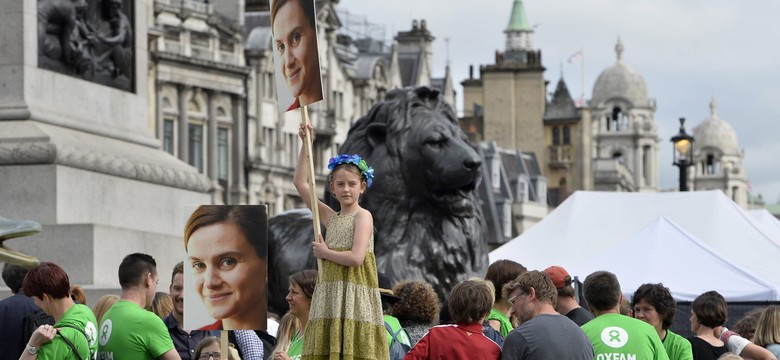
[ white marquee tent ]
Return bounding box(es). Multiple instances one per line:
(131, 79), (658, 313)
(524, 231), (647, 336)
(568, 216), (777, 301)
(489, 190), (780, 301)
(749, 208), (780, 241)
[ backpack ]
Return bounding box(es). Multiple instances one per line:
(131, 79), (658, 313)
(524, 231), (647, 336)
(384, 321), (411, 360)
(22, 309), (55, 345)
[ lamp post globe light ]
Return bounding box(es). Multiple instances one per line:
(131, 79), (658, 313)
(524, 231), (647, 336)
(671, 117), (694, 191)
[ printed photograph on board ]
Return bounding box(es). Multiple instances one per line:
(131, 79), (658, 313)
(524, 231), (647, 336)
(183, 205), (269, 330)
(270, 0), (324, 112)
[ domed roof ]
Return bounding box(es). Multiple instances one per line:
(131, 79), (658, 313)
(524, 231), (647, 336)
(590, 39), (650, 108)
(693, 98), (739, 154)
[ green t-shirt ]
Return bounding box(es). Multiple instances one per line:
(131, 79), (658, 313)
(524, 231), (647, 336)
(581, 313), (669, 360)
(663, 329), (693, 360)
(383, 314), (412, 348)
(288, 331), (304, 360)
(487, 308), (513, 337)
(96, 300), (174, 360)
(37, 303), (99, 359)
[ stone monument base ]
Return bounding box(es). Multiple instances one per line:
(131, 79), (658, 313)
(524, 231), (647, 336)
(0, 120), (210, 294)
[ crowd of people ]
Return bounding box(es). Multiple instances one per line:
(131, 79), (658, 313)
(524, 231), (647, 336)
(0, 255), (269, 360)
(5, 255), (780, 360)
(3, 131), (780, 360)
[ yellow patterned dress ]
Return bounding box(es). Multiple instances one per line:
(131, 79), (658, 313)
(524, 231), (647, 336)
(302, 211), (389, 360)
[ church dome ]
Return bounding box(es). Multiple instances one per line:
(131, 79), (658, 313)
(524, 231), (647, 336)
(590, 39), (650, 108)
(693, 98), (739, 154)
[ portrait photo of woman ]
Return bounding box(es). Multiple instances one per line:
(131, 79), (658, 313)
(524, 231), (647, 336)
(271, 0), (324, 112)
(183, 205), (268, 330)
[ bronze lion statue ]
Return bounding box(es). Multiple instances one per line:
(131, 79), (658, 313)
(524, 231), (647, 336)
(267, 86), (489, 314)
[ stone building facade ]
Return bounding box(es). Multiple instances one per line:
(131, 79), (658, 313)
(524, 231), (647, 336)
(588, 39), (660, 193)
(461, 0), (547, 173)
(543, 76), (591, 206)
(150, 0), (251, 205)
(148, 0), (455, 217)
(459, 0), (549, 237)
(689, 98), (749, 208)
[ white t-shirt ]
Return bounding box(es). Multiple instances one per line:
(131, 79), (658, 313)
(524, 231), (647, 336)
(267, 317), (280, 338)
(720, 327), (750, 355)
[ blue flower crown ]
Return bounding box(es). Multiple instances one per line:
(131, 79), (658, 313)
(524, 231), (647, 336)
(327, 154), (374, 188)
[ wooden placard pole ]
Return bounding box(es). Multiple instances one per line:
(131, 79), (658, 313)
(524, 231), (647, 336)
(220, 330), (228, 357)
(301, 105), (323, 275)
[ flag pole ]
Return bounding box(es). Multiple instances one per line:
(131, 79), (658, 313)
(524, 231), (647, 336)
(300, 105), (323, 275)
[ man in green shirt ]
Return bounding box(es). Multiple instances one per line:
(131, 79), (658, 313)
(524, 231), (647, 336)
(97, 253), (181, 360)
(20, 262), (98, 359)
(581, 271), (669, 360)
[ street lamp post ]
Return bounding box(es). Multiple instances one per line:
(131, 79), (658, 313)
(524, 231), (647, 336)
(671, 117), (694, 191)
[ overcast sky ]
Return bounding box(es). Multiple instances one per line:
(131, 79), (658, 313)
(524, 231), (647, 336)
(337, 0), (780, 205)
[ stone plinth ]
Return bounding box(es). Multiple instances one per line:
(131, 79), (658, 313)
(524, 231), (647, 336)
(0, 0), (211, 294)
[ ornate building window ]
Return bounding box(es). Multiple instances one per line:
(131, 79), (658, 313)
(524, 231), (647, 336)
(188, 124), (204, 172)
(643, 145), (651, 185)
(217, 128), (230, 181)
(287, 133), (296, 168)
(264, 72), (275, 99)
(612, 150), (625, 164)
(262, 126), (275, 164)
(191, 32), (212, 60)
(491, 156), (500, 190)
(552, 126), (560, 145)
(218, 127), (230, 204)
(517, 177), (529, 202)
(611, 106), (623, 131)
(163, 119), (175, 155)
(502, 202), (512, 238)
(164, 28), (181, 54)
(706, 154), (719, 175)
(562, 126), (570, 145)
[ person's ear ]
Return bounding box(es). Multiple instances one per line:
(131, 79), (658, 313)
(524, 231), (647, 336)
(528, 287), (536, 301)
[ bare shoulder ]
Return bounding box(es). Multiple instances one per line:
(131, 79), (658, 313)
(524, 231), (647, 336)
(356, 208), (374, 221)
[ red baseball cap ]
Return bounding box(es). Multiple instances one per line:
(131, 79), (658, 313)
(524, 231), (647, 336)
(544, 266), (571, 289)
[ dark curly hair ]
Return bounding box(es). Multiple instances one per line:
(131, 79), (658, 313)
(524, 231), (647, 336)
(734, 307), (765, 340)
(391, 280), (440, 324)
(632, 283), (676, 330)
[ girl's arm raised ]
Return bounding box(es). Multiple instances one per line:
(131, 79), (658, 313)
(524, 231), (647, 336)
(293, 123), (335, 227)
(312, 209), (372, 267)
